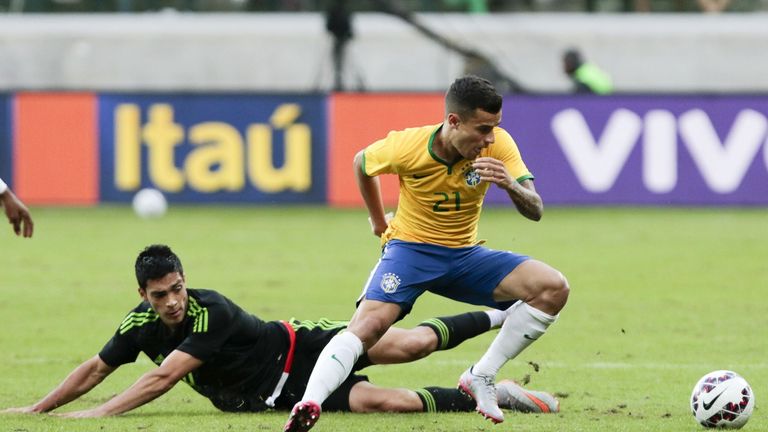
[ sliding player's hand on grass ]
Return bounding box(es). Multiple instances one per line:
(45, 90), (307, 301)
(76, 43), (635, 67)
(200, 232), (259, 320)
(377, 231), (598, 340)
(1, 406), (38, 414)
(54, 408), (104, 418)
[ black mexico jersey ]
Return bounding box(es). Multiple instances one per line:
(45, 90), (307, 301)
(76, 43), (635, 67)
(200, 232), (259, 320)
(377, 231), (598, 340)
(99, 288), (289, 411)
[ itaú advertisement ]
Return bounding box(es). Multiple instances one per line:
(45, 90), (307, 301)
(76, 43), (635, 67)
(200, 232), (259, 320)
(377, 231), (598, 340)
(99, 94), (327, 203)
(490, 95), (768, 205)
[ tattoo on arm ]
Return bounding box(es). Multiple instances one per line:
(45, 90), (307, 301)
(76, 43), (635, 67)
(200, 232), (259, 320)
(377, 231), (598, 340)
(506, 179), (543, 221)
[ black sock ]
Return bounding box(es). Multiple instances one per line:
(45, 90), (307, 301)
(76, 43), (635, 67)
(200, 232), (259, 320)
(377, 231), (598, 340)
(415, 387), (475, 412)
(418, 311), (491, 350)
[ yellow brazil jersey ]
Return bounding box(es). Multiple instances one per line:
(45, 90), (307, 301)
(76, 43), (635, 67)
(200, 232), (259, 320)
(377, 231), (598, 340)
(362, 124), (533, 248)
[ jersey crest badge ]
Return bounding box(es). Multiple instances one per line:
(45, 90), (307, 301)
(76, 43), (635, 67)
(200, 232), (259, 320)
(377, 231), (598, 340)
(380, 273), (401, 293)
(464, 169), (481, 187)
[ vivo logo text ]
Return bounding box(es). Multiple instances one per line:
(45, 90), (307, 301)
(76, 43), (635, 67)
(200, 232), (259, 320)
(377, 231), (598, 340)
(552, 108), (768, 194)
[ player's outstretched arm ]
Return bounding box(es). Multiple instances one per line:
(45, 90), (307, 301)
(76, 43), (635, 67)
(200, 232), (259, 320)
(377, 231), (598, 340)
(57, 350), (202, 418)
(0, 187), (34, 238)
(354, 150), (388, 236)
(1, 355), (116, 414)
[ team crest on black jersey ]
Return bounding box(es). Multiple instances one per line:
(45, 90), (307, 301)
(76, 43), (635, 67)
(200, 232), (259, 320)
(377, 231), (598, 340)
(380, 273), (401, 293)
(464, 169), (481, 187)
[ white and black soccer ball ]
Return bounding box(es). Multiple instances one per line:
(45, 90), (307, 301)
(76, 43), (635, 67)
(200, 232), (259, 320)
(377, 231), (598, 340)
(132, 188), (167, 219)
(691, 370), (754, 429)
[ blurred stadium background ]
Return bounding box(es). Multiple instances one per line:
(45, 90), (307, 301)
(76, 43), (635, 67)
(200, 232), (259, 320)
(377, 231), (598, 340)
(2, 0), (768, 206)
(1, 1), (766, 431)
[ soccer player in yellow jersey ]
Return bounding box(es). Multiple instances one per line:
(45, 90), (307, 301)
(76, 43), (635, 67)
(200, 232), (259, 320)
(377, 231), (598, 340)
(285, 76), (570, 431)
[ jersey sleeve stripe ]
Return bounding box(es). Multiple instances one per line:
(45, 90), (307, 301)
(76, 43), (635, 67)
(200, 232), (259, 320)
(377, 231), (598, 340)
(187, 297), (209, 333)
(118, 309), (160, 334)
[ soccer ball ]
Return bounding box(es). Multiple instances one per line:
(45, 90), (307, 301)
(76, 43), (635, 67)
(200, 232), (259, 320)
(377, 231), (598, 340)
(691, 370), (754, 429)
(132, 188), (167, 219)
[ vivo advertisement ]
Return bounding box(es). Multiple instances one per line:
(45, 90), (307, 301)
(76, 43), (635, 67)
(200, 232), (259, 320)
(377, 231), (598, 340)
(98, 94), (328, 203)
(489, 95), (768, 205)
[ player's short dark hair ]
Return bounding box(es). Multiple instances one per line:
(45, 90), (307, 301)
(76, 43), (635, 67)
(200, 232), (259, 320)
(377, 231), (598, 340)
(135, 244), (184, 289)
(445, 75), (502, 120)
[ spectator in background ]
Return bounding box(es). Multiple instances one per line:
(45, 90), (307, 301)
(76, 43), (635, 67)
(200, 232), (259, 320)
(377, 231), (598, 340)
(326, 0), (353, 91)
(562, 48), (613, 95)
(0, 177), (33, 238)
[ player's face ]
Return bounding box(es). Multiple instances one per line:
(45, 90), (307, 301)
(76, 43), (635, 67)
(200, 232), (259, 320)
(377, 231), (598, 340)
(140, 271), (188, 329)
(449, 108), (501, 160)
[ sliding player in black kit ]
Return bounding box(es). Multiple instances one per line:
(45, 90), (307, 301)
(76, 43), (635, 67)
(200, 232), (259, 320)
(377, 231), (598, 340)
(1, 245), (558, 420)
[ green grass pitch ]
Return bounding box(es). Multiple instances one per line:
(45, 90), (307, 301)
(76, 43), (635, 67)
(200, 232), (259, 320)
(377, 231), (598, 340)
(0, 205), (765, 431)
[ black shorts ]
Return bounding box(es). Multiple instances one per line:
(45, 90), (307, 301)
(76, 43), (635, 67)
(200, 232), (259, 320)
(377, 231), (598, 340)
(274, 319), (370, 412)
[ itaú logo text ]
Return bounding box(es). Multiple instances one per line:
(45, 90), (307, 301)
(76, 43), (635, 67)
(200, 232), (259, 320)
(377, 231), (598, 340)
(114, 103), (311, 194)
(552, 109), (768, 194)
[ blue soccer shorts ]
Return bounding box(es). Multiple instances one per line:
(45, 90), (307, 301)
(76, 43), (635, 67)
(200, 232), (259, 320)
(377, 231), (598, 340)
(359, 239), (530, 316)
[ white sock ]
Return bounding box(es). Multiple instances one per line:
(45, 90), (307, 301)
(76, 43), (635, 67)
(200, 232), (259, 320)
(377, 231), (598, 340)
(485, 309), (506, 328)
(301, 331), (364, 404)
(472, 302), (557, 377)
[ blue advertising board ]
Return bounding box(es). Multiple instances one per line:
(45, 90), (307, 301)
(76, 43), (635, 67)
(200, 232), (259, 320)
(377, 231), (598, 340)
(0, 94), (10, 185)
(99, 94), (327, 203)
